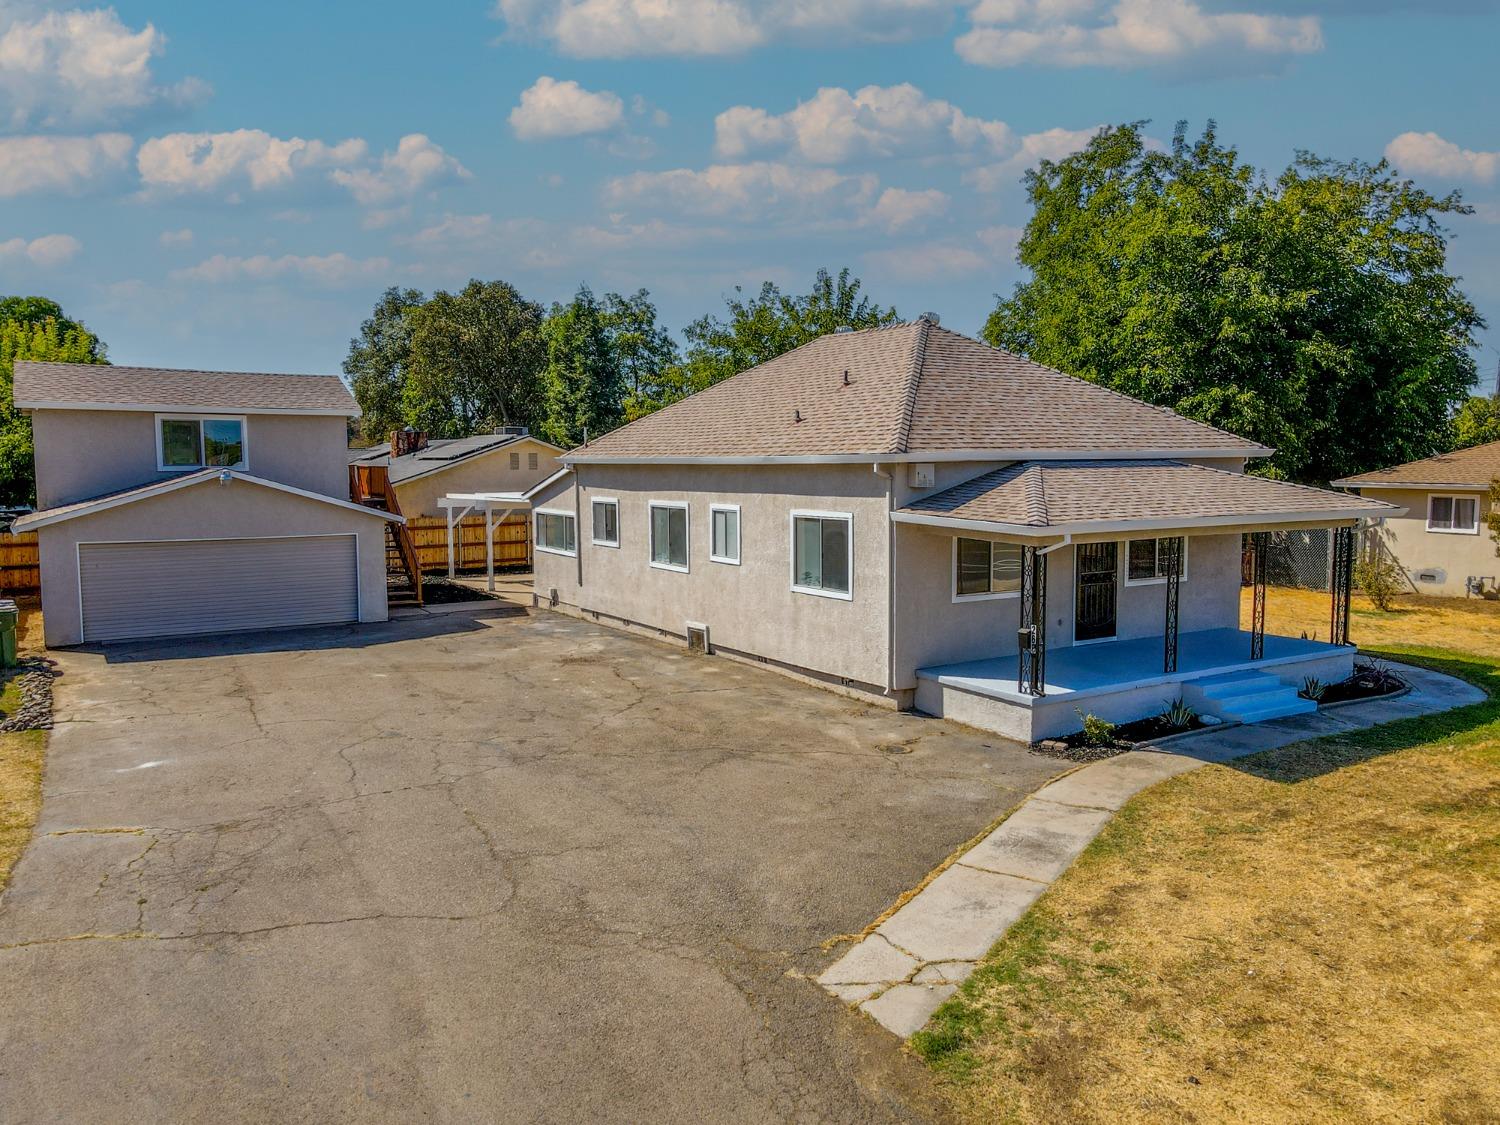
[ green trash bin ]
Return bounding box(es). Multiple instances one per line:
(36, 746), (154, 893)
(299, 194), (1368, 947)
(0, 598), (18, 669)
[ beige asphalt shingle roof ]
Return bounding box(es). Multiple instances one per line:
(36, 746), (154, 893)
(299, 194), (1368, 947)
(1334, 440), (1500, 489)
(567, 320), (1268, 462)
(899, 460), (1396, 529)
(12, 361), (358, 415)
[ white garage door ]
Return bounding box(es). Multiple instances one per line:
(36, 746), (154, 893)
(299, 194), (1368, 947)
(79, 535), (359, 643)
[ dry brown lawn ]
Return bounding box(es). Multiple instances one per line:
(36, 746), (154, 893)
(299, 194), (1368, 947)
(0, 597), (46, 892)
(915, 595), (1500, 1124)
(1244, 584), (1500, 660)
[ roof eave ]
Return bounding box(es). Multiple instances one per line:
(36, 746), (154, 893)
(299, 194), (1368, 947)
(563, 446), (1270, 467)
(891, 504), (1401, 538)
(1334, 479), (1489, 492)
(14, 399), (358, 418)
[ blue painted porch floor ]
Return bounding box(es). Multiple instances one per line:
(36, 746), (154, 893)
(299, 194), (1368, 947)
(917, 628), (1347, 705)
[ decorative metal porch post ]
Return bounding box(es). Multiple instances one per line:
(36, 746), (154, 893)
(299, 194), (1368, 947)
(1162, 535), (1182, 674)
(1018, 545), (1048, 697)
(1330, 525), (1355, 647)
(1249, 531), (1268, 661)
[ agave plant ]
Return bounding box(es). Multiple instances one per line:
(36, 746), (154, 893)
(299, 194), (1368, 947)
(1354, 657), (1404, 693)
(1161, 697), (1197, 729)
(1299, 676), (1327, 702)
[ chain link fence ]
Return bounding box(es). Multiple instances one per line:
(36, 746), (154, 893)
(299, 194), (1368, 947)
(1239, 528), (1333, 591)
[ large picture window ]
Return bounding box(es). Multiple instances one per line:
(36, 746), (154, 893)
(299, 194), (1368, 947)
(649, 501), (689, 571)
(710, 504), (740, 564)
(591, 498), (619, 547)
(1427, 495), (1478, 534)
(157, 415), (246, 471)
(535, 509), (577, 556)
(954, 538), (1023, 600)
(1126, 537), (1188, 584)
(791, 511), (851, 599)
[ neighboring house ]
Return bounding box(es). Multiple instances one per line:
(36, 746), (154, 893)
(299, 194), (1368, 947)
(13, 362), (403, 647)
(530, 317), (1397, 742)
(1334, 441), (1500, 597)
(348, 429), (563, 519)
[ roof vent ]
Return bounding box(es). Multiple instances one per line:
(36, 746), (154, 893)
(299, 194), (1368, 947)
(918, 311), (941, 326)
(834, 325), (855, 334)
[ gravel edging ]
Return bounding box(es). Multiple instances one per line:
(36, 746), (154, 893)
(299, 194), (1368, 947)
(0, 657), (58, 732)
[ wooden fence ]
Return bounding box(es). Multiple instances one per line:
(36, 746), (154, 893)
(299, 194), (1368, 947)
(405, 513), (531, 573)
(0, 531), (39, 594)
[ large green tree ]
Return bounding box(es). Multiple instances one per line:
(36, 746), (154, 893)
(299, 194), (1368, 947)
(539, 284), (627, 448)
(1453, 394), (1500, 450)
(603, 289), (680, 422)
(0, 300), (108, 506)
(635, 267), (898, 417)
(984, 122), (1483, 483)
(343, 286), (423, 442)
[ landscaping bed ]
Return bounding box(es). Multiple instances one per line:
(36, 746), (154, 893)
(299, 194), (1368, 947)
(1306, 658), (1407, 706)
(420, 578), (501, 604)
(1034, 706), (1210, 762)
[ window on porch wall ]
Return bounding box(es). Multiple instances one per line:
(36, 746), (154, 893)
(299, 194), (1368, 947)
(1127, 537), (1187, 583)
(956, 538), (1023, 597)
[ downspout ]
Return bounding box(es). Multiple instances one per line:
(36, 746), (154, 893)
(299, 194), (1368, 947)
(1037, 533), (1072, 557)
(874, 462), (897, 701)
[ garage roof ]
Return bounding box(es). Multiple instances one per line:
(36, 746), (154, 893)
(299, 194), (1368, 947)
(15, 470), (404, 531)
(12, 362), (358, 416)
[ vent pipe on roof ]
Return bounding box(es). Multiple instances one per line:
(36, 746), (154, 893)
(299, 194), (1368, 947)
(834, 325), (855, 334)
(918, 311), (941, 326)
(794, 409), (803, 423)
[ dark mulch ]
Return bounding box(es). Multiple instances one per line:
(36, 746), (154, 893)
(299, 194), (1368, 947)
(1034, 712), (1208, 762)
(1314, 661), (1407, 706)
(420, 579), (501, 604)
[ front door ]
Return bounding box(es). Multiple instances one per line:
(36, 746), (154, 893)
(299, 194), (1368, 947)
(1074, 542), (1118, 642)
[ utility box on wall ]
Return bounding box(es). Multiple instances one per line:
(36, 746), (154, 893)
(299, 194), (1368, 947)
(908, 463), (936, 489)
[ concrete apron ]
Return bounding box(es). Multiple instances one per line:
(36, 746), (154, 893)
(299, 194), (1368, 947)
(819, 659), (1486, 1037)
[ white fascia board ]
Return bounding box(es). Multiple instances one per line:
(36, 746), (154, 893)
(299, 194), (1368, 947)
(17, 470), (403, 530)
(438, 492), (531, 509)
(562, 446), (1270, 467)
(15, 399), (356, 417)
(891, 505), (1400, 538)
(522, 467), (573, 499)
(1332, 480), (1487, 492)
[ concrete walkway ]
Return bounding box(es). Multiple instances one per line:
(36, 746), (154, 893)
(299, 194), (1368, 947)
(819, 659), (1486, 1037)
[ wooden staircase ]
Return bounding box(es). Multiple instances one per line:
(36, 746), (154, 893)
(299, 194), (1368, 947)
(349, 463), (423, 607)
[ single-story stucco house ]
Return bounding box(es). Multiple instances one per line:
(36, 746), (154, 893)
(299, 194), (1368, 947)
(529, 316), (1400, 742)
(13, 362), (404, 647)
(348, 428), (563, 519)
(1334, 440), (1499, 598)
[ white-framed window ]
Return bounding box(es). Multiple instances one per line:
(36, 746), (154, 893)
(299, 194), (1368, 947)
(591, 497), (620, 547)
(156, 414), (247, 471)
(1125, 537), (1188, 585)
(953, 537), (1023, 601)
(1427, 494), (1479, 535)
(509, 451), (520, 470)
(709, 504), (740, 565)
(649, 501), (689, 572)
(528, 451), (539, 471)
(790, 510), (852, 600)
(535, 508), (577, 556)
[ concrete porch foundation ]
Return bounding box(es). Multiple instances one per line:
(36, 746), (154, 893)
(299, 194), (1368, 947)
(915, 628), (1355, 742)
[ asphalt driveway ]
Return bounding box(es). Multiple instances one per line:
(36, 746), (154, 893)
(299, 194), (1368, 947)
(0, 605), (1061, 1123)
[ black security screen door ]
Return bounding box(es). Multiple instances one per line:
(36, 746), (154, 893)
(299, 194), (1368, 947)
(1075, 542), (1118, 641)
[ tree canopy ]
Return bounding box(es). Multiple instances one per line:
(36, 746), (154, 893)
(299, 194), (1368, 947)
(539, 284), (627, 448)
(1453, 394), (1500, 451)
(984, 122), (1483, 483)
(0, 299), (108, 506)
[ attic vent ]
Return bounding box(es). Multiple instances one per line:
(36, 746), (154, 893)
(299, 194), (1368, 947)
(918, 311), (941, 326)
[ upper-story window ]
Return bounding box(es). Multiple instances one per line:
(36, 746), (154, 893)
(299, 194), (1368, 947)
(157, 415), (246, 472)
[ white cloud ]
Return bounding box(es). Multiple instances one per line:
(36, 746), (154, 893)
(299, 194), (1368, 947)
(329, 134), (469, 204)
(510, 76), (625, 139)
(492, 0), (954, 57)
(868, 187), (949, 231)
(0, 232), (82, 268)
(604, 161), (880, 221)
(715, 83), (1012, 163)
(0, 5), (208, 129)
(956, 0), (1322, 71)
(158, 227), (193, 247)
(1385, 131), (1500, 184)
(864, 242), (990, 280)
(137, 129), (368, 193)
(0, 132), (132, 197)
(171, 252), (393, 287)
(962, 125), (1102, 190)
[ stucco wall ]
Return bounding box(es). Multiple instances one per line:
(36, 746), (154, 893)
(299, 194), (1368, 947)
(32, 410), (350, 508)
(392, 438), (562, 518)
(890, 529), (1243, 688)
(36, 478), (390, 646)
(1360, 486), (1493, 597)
(531, 463), (892, 690)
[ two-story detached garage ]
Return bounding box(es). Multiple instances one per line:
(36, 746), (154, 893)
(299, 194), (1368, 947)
(13, 362), (402, 647)
(530, 318), (1395, 742)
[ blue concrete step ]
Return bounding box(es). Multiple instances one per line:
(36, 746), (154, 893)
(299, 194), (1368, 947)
(1183, 671), (1317, 724)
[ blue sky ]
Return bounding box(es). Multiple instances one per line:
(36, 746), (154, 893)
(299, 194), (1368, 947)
(3, 0), (1498, 391)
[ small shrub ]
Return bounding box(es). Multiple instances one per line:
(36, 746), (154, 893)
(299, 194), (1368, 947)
(1300, 676), (1327, 702)
(1161, 697), (1197, 728)
(1353, 657), (1404, 693)
(1354, 555), (1404, 611)
(1074, 709), (1118, 747)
